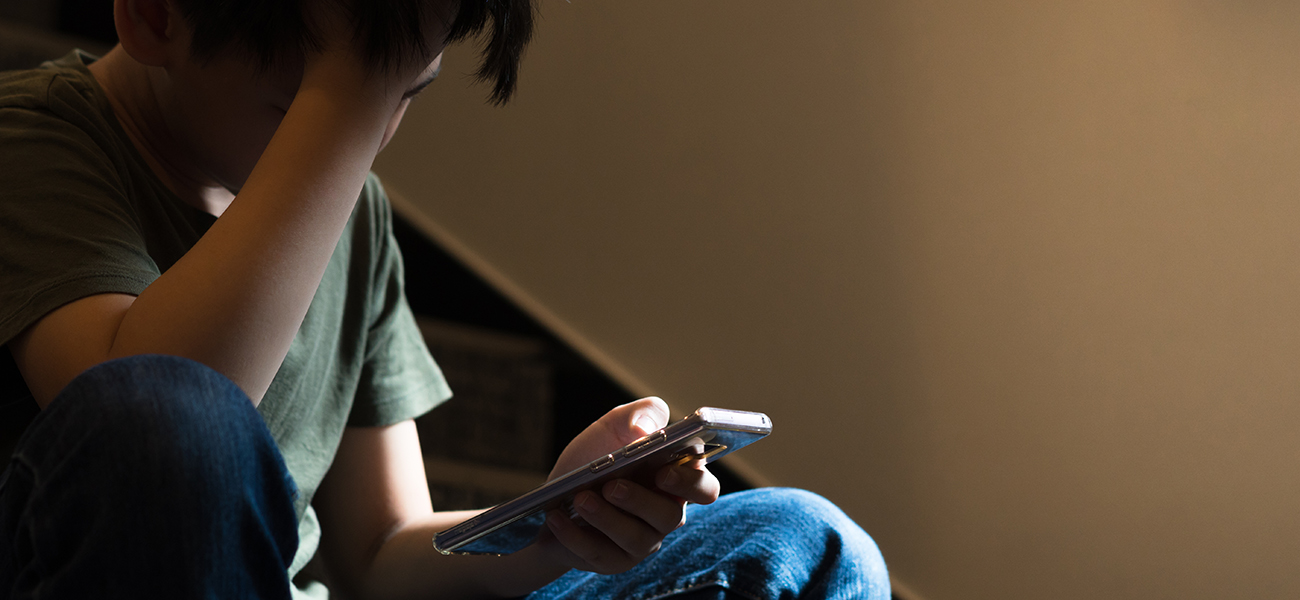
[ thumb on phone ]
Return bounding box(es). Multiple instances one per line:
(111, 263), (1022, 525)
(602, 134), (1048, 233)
(549, 397), (671, 480)
(629, 396), (670, 437)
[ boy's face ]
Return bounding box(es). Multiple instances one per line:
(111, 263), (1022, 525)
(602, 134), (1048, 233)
(155, 17), (446, 194)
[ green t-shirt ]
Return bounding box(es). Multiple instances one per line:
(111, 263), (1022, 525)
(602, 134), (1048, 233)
(0, 51), (452, 596)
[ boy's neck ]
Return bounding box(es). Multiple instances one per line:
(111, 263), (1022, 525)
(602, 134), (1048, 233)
(88, 47), (237, 217)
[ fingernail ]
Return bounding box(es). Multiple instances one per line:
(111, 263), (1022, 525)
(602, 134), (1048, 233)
(635, 415), (659, 435)
(610, 480), (629, 501)
(576, 493), (595, 513)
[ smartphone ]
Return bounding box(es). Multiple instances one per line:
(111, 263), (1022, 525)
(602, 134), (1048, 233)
(432, 407), (772, 556)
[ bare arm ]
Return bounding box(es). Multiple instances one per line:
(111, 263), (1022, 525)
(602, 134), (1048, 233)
(313, 420), (567, 600)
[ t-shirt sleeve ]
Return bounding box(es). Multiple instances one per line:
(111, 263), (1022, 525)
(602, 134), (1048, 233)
(0, 97), (158, 347)
(347, 175), (452, 427)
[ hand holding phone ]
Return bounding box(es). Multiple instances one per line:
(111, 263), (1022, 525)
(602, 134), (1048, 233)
(433, 405), (772, 556)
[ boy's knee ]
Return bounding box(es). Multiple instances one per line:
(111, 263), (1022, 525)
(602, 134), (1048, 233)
(717, 488), (890, 600)
(59, 353), (247, 411)
(35, 355), (285, 496)
(5, 356), (300, 594)
(55, 354), (251, 439)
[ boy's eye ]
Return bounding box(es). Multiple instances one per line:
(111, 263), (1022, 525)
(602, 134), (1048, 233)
(403, 83), (433, 101)
(402, 66), (441, 101)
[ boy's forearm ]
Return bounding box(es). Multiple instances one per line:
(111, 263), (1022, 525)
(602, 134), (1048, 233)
(108, 66), (402, 403)
(343, 517), (569, 600)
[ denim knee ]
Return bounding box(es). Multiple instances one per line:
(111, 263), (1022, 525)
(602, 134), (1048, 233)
(32, 356), (261, 476)
(2, 355), (300, 599)
(42, 354), (295, 497)
(713, 487), (890, 600)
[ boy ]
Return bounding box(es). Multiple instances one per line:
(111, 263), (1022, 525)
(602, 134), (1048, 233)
(0, 0), (889, 598)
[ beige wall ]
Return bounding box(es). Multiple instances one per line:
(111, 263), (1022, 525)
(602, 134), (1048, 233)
(374, 2), (1300, 598)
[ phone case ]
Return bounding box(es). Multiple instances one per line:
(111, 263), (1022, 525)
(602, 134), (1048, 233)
(433, 407), (772, 555)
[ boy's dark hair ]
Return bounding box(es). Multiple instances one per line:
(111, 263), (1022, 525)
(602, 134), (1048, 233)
(175, 0), (535, 104)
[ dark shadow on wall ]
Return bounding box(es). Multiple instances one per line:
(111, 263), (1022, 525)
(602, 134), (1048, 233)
(0, 0), (116, 47)
(57, 0), (117, 45)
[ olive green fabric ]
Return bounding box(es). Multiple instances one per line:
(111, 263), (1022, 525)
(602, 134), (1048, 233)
(0, 51), (452, 595)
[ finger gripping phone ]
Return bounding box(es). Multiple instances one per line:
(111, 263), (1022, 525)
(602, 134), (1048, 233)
(432, 407), (772, 556)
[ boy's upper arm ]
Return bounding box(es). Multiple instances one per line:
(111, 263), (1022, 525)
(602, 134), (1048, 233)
(10, 292), (136, 408)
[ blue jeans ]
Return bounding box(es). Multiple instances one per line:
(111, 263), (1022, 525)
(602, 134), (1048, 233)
(0, 355), (300, 599)
(0, 355), (888, 599)
(526, 488), (890, 600)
